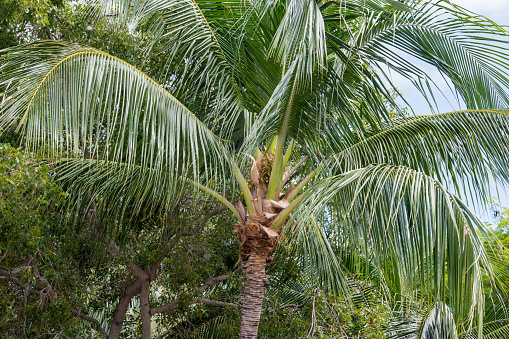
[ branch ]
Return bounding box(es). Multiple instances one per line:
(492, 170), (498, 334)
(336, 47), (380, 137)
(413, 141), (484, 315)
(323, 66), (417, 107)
(188, 179), (242, 222)
(197, 298), (239, 308)
(150, 299), (179, 315)
(109, 277), (142, 338)
(199, 275), (230, 292)
(149, 205), (228, 275)
(130, 264), (149, 281)
(278, 299), (309, 311)
(150, 274), (234, 315)
(71, 309), (108, 339)
(150, 298), (239, 315)
(0, 269), (54, 302)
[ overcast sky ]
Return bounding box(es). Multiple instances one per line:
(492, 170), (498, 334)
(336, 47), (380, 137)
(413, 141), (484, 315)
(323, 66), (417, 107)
(386, 1), (509, 222)
(455, 0), (508, 21)
(390, 1), (509, 113)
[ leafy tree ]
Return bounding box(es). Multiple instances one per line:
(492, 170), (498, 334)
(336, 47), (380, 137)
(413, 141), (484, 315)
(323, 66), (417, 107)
(0, 144), (84, 337)
(3, 0), (509, 338)
(0, 141), (246, 338)
(494, 208), (509, 248)
(0, 0), (65, 49)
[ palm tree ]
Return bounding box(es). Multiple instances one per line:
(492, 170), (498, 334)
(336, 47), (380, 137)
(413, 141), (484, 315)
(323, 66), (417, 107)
(2, 0), (509, 337)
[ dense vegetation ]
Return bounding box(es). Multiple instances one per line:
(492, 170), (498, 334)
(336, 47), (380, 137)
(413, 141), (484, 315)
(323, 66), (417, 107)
(1, 1), (509, 338)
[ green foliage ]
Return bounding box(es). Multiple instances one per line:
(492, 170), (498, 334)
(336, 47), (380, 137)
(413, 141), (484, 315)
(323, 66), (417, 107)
(258, 287), (388, 339)
(0, 0), (65, 49)
(0, 143), (86, 337)
(0, 143), (64, 252)
(2, 0), (509, 337)
(495, 208), (509, 248)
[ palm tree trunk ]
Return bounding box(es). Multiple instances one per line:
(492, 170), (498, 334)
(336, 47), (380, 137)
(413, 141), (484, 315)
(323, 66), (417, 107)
(239, 252), (268, 339)
(237, 218), (279, 339)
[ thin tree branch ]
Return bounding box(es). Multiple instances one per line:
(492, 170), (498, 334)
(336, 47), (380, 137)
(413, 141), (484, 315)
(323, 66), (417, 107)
(199, 275), (230, 292)
(278, 299), (309, 311)
(196, 298), (239, 308)
(0, 269), (52, 300)
(150, 299), (179, 315)
(71, 309), (108, 339)
(150, 274), (234, 315)
(150, 298), (239, 315)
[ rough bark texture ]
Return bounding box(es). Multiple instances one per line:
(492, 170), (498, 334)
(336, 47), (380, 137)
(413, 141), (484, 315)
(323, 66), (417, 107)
(236, 219), (279, 339)
(239, 252), (269, 339)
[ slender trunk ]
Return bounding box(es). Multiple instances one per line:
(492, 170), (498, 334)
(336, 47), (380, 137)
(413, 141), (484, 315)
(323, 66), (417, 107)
(130, 265), (152, 339)
(233, 151), (295, 338)
(139, 279), (151, 339)
(239, 252), (269, 339)
(108, 279), (142, 339)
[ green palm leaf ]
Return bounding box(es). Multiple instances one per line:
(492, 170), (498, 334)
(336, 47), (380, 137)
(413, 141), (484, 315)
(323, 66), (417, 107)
(350, 0), (509, 109)
(330, 110), (509, 201)
(0, 41), (227, 219)
(291, 164), (495, 333)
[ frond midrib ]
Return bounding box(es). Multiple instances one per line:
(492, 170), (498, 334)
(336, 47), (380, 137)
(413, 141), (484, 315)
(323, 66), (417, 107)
(336, 109), (509, 158)
(20, 44), (223, 142)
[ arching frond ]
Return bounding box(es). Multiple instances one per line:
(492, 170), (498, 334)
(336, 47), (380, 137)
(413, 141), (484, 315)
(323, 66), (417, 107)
(270, 0), (327, 79)
(330, 110), (509, 202)
(87, 0), (257, 139)
(0, 41), (227, 219)
(282, 214), (350, 297)
(292, 164), (496, 333)
(350, 0), (509, 109)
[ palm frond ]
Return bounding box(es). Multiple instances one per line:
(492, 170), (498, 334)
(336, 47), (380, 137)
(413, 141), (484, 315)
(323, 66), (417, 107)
(329, 110), (509, 202)
(282, 214), (350, 297)
(0, 41), (227, 219)
(88, 0), (255, 139)
(270, 0), (327, 80)
(349, 0), (509, 109)
(292, 164), (496, 333)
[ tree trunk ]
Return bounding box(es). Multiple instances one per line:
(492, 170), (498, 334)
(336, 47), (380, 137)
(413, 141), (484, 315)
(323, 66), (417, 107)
(108, 278), (141, 339)
(139, 279), (151, 339)
(239, 252), (268, 339)
(236, 218), (279, 339)
(130, 265), (151, 339)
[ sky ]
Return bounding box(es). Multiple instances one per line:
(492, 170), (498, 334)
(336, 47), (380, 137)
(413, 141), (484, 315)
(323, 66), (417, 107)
(385, 1), (509, 223)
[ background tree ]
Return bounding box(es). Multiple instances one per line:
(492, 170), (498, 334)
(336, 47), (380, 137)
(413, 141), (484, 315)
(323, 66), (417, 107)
(0, 144), (86, 337)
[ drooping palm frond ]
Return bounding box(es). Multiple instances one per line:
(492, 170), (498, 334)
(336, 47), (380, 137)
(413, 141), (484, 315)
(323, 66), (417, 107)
(270, 0), (413, 78)
(470, 295), (509, 339)
(270, 0), (327, 79)
(283, 214), (350, 297)
(290, 164), (496, 335)
(341, 0), (509, 110)
(87, 0), (257, 139)
(0, 41), (228, 220)
(328, 110), (509, 202)
(388, 301), (459, 339)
